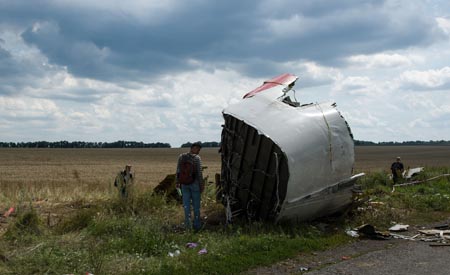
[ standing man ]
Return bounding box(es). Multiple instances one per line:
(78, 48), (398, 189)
(390, 157), (404, 183)
(114, 164), (134, 199)
(176, 142), (204, 231)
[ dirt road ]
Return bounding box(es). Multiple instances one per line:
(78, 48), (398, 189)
(247, 219), (450, 275)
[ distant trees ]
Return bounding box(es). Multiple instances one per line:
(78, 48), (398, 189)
(0, 141), (171, 148)
(180, 141), (220, 148)
(354, 140), (450, 146)
(1, 139), (448, 148)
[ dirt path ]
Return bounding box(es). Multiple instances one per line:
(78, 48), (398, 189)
(247, 219), (450, 275)
(247, 238), (450, 275)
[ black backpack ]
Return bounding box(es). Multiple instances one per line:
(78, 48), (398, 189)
(179, 153), (196, 185)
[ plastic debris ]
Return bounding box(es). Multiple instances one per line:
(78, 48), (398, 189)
(389, 224), (409, 232)
(357, 224), (391, 240)
(345, 229), (359, 238)
(418, 229), (450, 236)
(3, 207), (14, 218)
(298, 267), (309, 271)
(341, 256), (351, 260)
(434, 223), (449, 230)
(198, 248), (208, 255)
(168, 250), (181, 257)
(186, 242), (198, 248)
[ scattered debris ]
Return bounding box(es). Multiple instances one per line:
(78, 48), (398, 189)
(3, 207), (14, 218)
(198, 248), (208, 255)
(352, 222), (450, 245)
(389, 224), (409, 232)
(341, 256), (351, 260)
(434, 223), (449, 230)
(345, 229), (359, 238)
(417, 229), (450, 240)
(357, 224), (391, 240)
(186, 242), (198, 249)
(403, 167), (424, 180)
(298, 267), (310, 271)
(168, 250), (181, 257)
(392, 173), (450, 192)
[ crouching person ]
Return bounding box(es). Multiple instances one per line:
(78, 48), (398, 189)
(176, 142), (204, 231)
(114, 164), (134, 199)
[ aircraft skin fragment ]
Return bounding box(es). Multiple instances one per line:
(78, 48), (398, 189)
(220, 73), (364, 222)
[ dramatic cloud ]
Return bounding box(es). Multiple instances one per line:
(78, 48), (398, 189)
(0, 0), (449, 145)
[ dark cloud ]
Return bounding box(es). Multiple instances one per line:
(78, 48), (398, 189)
(0, 44), (24, 79)
(0, 44), (43, 96)
(1, 0), (446, 82)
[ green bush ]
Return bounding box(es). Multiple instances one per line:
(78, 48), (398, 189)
(4, 207), (41, 240)
(54, 208), (97, 234)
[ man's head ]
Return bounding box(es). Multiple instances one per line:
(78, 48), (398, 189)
(190, 142), (202, 154)
(125, 164), (132, 172)
(396, 157), (401, 162)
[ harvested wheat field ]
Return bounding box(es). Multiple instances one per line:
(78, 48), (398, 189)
(354, 145), (450, 173)
(1, 146), (450, 208)
(0, 147), (221, 208)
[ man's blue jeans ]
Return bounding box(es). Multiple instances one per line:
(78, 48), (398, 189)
(181, 182), (201, 230)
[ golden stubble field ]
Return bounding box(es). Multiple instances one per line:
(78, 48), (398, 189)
(0, 148), (221, 208)
(1, 146), (450, 209)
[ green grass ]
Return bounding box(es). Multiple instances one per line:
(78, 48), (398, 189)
(1, 167), (449, 274)
(351, 167), (450, 228)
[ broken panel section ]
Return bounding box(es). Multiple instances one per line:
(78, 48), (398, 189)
(220, 114), (289, 221)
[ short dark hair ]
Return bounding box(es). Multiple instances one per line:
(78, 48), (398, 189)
(191, 142), (202, 148)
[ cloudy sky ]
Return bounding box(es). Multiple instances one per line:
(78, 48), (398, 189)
(1, 0), (449, 147)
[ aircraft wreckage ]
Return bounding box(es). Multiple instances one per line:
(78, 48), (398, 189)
(218, 73), (364, 223)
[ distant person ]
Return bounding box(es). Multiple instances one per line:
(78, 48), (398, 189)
(114, 164), (134, 199)
(176, 142), (204, 231)
(390, 157), (404, 183)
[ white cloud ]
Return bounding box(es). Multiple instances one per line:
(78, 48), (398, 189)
(347, 53), (415, 68)
(436, 17), (450, 35)
(0, 97), (59, 119)
(332, 76), (380, 97)
(399, 67), (450, 90)
(408, 118), (431, 128)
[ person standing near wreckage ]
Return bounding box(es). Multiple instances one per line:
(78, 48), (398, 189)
(176, 142), (204, 231)
(114, 164), (134, 199)
(391, 157), (404, 183)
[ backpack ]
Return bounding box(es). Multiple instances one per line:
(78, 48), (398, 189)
(179, 153), (196, 185)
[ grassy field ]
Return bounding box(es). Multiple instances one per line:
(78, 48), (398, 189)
(0, 146), (449, 274)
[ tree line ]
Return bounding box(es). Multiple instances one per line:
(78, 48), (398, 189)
(0, 140), (222, 148)
(0, 141), (171, 148)
(1, 140), (448, 148)
(180, 141), (220, 148)
(354, 140), (450, 146)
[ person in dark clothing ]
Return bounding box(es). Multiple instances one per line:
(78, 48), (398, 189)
(391, 157), (404, 183)
(114, 164), (134, 199)
(176, 142), (204, 231)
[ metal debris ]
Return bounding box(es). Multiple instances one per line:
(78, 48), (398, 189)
(389, 224), (409, 232)
(219, 73), (364, 222)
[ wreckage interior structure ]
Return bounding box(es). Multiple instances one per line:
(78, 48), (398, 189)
(219, 73), (364, 222)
